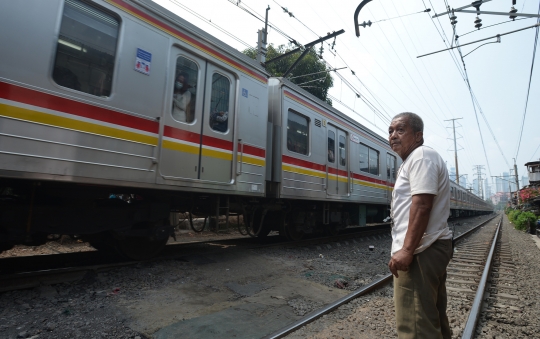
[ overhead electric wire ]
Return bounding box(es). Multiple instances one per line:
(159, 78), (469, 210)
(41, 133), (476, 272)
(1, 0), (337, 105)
(365, 5), (446, 130)
(515, 0), (540, 159)
(170, 0), (256, 52)
(225, 0), (299, 46)
(387, 1), (452, 120)
(269, 0), (395, 125)
(327, 94), (388, 135)
(456, 39), (492, 178)
(532, 142), (540, 160)
(460, 17), (531, 37)
(422, 0), (511, 175)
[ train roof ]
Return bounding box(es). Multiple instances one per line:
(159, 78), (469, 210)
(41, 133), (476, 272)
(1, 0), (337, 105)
(273, 77), (391, 149)
(128, 0), (270, 78)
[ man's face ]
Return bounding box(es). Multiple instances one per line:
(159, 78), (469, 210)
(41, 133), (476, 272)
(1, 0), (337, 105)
(388, 117), (422, 160)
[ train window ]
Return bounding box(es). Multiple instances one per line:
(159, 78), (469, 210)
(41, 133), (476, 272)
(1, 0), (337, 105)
(209, 73), (230, 132)
(287, 110), (309, 155)
(338, 135), (346, 166)
(53, 0), (118, 97)
(386, 154), (396, 180)
(172, 56), (198, 123)
(327, 130), (336, 163)
(360, 144), (379, 175)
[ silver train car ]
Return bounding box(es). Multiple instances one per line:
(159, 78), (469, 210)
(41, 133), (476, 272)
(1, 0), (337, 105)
(0, 0), (492, 258)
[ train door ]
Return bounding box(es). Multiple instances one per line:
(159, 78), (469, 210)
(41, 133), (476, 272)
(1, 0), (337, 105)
(386, 153), (396, 204)
(326, 125), (348, 197)
(199, 64), (235, 183)
(160, 50), (206, 180)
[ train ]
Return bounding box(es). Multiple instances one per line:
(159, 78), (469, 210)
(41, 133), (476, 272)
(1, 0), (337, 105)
(0, 0), (492, 259)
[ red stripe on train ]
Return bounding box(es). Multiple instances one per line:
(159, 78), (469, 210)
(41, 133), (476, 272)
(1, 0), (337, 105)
(163, 126), (200, 144)
(164, 125), (265, 156)
(0, 81), (159, 134)
(242, 144), (265, 158)
(282, 155), (326, 172)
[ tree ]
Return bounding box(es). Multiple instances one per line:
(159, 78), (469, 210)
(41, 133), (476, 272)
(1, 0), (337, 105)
(244, 44), (333, 105)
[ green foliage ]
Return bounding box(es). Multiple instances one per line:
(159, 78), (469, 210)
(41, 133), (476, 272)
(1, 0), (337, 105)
(504, 206), (513, 215)
(507, 209), (520, 224)
(514, 211), (537, 231)
(244, 44), (333, 105)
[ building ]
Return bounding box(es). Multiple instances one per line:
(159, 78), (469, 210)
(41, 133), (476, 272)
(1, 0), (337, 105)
(484, 178), (491, 199)
(449, 167), (456, 183)
(472, 178), (479, 196)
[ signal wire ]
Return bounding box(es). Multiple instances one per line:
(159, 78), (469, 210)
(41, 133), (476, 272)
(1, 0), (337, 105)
(515, 0), (540, 159)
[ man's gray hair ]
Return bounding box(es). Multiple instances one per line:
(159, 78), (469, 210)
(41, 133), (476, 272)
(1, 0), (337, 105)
(392, 112), (424, 133)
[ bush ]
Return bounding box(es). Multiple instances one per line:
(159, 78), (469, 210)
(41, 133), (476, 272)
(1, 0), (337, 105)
(514, 211), (537, 231)
(504, 206), (513, 215)
(508, 209), (521, 224)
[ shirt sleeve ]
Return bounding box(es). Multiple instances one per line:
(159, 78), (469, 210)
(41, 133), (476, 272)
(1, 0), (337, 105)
(408, 158), (439, 195)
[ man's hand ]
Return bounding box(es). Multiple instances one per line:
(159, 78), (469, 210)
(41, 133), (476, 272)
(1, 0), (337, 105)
(388, 248), (414, 278)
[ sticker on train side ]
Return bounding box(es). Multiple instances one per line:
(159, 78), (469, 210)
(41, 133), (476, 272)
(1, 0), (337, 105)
(135, 48), (152, 75)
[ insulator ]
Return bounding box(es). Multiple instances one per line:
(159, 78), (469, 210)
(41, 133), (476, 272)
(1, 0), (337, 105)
(474, 16), (482, 29)
(450, 15), (458, 26)
(509, 6), (518, 21)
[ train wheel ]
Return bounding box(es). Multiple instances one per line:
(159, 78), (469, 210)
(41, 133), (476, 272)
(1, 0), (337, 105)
(115, 235), (168, 261)
(325, 224), (340, 236)
(285, 224), (304, 241)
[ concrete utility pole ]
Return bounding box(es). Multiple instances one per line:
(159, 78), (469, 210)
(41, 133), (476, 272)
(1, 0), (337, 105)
(513, 158), (520, 204)
(445, 118), (463, 185)
(257, 6), (270, 64)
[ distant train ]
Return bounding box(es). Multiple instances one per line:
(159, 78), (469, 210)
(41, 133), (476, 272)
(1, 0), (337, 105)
(0, 0), (492, 259)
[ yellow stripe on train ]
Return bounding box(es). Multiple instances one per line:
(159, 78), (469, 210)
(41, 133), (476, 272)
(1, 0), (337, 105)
(0, 103), (158, 146)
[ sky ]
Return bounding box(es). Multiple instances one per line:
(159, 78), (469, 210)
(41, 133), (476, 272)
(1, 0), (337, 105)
(153, 0), (540, 195)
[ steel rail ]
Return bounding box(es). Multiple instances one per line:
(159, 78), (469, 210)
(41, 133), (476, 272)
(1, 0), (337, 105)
(461, 215), (502, 339)
(262, 213), (499, 339)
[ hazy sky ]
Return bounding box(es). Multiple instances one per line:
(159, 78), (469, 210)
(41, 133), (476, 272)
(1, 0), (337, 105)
(153, 0), (540, 193)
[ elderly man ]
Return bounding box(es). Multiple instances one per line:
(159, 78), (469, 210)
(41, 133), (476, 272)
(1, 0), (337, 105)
(388, 112), (453, 339)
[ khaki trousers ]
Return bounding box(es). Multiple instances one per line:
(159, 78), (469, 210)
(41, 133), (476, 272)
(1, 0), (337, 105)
(393, 239), (453, 339)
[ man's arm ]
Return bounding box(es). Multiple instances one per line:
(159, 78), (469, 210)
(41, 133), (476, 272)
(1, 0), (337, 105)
(388, 193), (434, 277)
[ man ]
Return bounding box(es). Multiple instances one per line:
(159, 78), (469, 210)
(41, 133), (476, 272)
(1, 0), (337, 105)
(388, 112), (453, 339)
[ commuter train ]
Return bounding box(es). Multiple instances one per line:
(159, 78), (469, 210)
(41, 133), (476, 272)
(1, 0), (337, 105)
(0, 0), (492, 258)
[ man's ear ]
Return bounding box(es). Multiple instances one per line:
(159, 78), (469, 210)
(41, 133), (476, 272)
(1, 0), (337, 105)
(415, 131), (423, 143)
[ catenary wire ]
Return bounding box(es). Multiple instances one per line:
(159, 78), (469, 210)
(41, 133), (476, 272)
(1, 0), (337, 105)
(366, 5), (447, 130)
(456, 39), (493, 178)
(515, 0), (540, 159)
(460, 17), (531, 37)
(169, 0), (257, 52)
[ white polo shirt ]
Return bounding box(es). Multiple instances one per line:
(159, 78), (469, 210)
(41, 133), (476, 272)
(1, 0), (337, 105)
(390, 145), (452, 256)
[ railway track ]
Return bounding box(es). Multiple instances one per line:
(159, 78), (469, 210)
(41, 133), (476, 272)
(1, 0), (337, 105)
(0, 224), (392, 292)
(263, 213), (500, 339)
(0, 215), (492, 294)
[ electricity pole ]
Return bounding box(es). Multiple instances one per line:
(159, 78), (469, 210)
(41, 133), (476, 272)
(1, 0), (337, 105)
(257, 6), (270, 64)
(445, 118), (463, 185)
(513, 158), (520, 204)
(473, 165), (485, 199)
